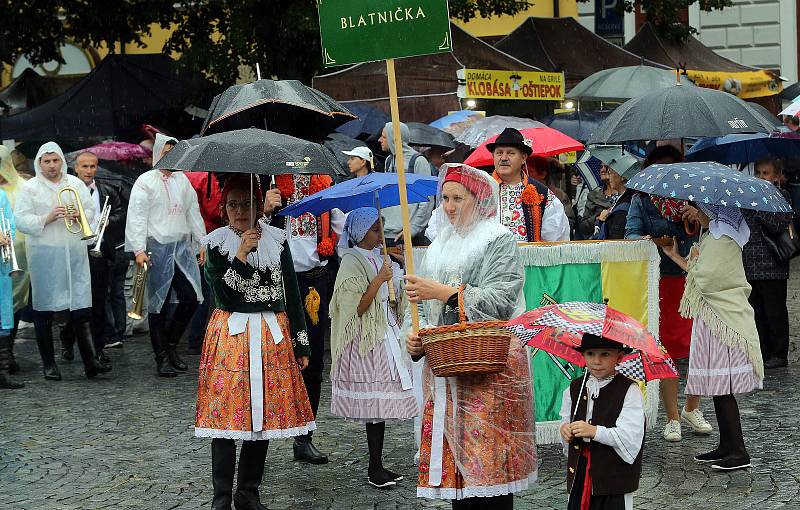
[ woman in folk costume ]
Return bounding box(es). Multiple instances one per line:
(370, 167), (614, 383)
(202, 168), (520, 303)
(405, 164), (536, 509)
(0, 146), (26, 389)
(329, 207), (417, 489)
(125, 133), (206, 377)
(195, 175), (314, 510)
(662, 204), (762, 472)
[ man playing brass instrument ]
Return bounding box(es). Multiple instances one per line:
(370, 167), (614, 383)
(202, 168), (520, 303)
(61, 152), (126, 364)
(15, 142), (112, 380)
(125, 134), (206, 378)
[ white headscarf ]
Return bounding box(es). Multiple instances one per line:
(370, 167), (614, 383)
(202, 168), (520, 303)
(697, 203), (750, 249)
(344, 207), (380, 246)
(152, 133), (179, 165)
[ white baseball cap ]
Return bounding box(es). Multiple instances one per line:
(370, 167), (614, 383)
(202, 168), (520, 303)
(342, 146), (374, 165)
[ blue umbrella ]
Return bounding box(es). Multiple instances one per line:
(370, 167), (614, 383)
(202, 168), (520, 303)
(278, 172), (438, 217)
(627, 162), (791, 213)
(540, 110), (611, 142)
(685, 133), (800, 164)
(334, 102), (390, 140)
(429, 110), (481, 131)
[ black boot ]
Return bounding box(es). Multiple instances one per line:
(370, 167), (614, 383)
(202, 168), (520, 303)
(0, 335), (24, 389)
(166, 302), (195, 372)
(710, 394), (751, 471)
(366, 422), (395, 488)
(212, 439), (236, 510)
(694, 396), (730, 463)
(34, 320), (60, 381)
(8, 335), (19, 374)
(74, 320), (112, 379)
(233, 440), (269, 510)
(293, 432), (328, 465)
(149, 317), (177, 378)
(61, 325), (75, 361)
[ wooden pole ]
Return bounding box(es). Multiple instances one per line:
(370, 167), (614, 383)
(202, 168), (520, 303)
(386, 58), (419, 331)
(374, 192), (397, 304)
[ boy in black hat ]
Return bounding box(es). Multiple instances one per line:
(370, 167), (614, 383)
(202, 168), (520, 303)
(488, 127), (570, 242)
(559, 334), (645, 510)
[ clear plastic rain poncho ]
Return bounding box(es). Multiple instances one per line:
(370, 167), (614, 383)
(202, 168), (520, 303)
(15, 142), (96, 311)
(406, 164), (537, 500)
(124, 134), (205, 313)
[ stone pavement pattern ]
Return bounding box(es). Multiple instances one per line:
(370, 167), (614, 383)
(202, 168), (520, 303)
(2, 263), (800, 509)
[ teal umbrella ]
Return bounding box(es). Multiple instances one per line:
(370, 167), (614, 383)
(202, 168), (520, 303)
(567, 65), (695, 102)
(587, 145), (642, 180)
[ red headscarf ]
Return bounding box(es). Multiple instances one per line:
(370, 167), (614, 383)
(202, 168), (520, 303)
(443, 165), (492, 201)
(221, 174), (264, 213)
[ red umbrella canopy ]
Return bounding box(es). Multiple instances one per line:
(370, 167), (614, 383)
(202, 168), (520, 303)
(463, 127), (584, 167)
(507, 302), (662, 359)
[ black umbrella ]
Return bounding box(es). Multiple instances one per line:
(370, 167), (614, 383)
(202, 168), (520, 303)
(589, 84), (778, 144)
(154, 128), (339, 176)
(405, 122), (455, 149)
(540, 110), (611, 143)
(334, 102), (390, 140)
(323, 133), (367, 178)
(201, 79), (356, 139)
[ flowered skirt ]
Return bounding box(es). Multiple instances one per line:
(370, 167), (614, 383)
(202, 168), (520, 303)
(195, 309), (316, 440)
(417, 339), (537, 500)
(685, 316), (763, 397)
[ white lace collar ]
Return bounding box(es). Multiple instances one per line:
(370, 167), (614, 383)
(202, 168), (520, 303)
(202, 218), (286, 270)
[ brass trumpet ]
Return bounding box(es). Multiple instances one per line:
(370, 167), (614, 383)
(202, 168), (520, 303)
(0, 210), (23, 277)
(58, 187), (95, 240)
(89, 197), (111, 258)
(128, 256), (149, 320)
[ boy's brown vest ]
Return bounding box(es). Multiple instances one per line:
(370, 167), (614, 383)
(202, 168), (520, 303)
(566, 374), (644, 496)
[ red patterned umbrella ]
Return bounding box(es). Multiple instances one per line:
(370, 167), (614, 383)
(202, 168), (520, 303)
(81, 141), (152, 161)
(507, 302), (664, 360)
(463, 127), (584, 167)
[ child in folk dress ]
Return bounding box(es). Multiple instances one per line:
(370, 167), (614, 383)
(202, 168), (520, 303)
(329, 207), (417, 488)
(560, 334), (645, 510)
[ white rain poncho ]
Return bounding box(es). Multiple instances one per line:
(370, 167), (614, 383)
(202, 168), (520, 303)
(15, 142), (96, 311)
(406, 164), (536, 500)
(124, 137), (205, 314)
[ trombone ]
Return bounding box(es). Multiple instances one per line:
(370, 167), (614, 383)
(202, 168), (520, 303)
(0, 210), (23, 277)
(57, 187), (95, 240)
(89, 197), (111, 258)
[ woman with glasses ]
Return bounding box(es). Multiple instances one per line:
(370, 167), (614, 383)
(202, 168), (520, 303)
(195, 174), (314, 510)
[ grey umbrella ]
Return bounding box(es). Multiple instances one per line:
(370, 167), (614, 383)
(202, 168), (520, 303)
(455, 115), (546, 148)
(154, 128), (339, 176)
(200, 79), (356, 139)
(589, 84), (778, 144)
(405, 122), (455, 149)
(567, 65), (696, 102)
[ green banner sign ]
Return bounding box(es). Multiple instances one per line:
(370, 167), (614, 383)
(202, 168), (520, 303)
(317, 0), (452, 67)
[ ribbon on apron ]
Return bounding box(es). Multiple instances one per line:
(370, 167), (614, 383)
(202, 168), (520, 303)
(428, 376), (458, 487)
(227, 311), (283, 433)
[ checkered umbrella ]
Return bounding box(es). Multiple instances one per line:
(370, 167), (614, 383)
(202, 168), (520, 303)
(507, 302), (663, 360)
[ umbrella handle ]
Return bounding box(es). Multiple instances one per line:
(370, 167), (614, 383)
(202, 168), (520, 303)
(684, 218), (699, 237)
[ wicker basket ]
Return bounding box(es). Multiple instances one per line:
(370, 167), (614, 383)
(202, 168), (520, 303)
(420, 285), (511, 377)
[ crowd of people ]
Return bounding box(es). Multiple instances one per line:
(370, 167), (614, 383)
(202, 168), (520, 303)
(0, 120), (792, 510)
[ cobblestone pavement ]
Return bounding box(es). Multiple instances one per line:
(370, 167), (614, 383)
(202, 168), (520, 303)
(2, 264), (800, 509)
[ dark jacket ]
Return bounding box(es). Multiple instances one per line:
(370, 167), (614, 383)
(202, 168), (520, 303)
(624, 193), (696, 276)
(598, 189), (634, 240)
(743, 190), (793, 281)
(578, 187), (613, 239)
(94, 179), (126, 259)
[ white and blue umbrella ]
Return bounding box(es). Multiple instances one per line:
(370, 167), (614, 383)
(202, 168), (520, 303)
(627, 162), (791, 213)
(277, 172), (438, 217)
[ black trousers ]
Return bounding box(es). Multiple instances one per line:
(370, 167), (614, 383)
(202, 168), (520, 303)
(295, 264), (334, 417)
(452, 495), (513, 510)
(88, 254), (110, 348)
(147, 265), (198, 352)
(748, 278), (789, 360)
(566, 454), (626, 510)
(34, 308), (92, 331)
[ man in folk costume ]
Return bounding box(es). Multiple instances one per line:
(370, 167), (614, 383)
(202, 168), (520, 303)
(125, 134), (206, 378)
(489, 128), (570, 242)
(15, 142), (111, 380)
(272, 173), (345, 464)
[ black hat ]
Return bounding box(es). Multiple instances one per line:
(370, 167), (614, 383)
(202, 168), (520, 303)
(486, 127), (533, 155)
(575, 333), (633, 353)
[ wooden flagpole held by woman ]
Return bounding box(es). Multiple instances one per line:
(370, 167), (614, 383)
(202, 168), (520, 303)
(386, 58), (419, 330)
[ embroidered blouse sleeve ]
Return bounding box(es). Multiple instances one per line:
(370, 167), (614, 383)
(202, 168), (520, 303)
(592, 383), (645, 464)
(541, 190), (570, 241)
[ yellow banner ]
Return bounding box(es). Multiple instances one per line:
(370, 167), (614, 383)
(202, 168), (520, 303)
(685, 69), (782, 99)
(461, 69), (565, 101)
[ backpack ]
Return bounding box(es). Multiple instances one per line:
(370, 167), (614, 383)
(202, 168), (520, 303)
(386, 153), (438, 177)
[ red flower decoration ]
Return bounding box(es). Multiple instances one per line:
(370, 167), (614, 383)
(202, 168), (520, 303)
(520, 184), (544, 242)
(275, 174), (294, 199)
(317, 238), (335, 257)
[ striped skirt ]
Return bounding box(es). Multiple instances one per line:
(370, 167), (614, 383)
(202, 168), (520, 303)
(685, 316), (762, 397)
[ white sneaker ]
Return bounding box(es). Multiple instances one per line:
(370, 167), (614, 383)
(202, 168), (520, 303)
(681, 407), (713, 434)
(663, 419), (682, 442)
